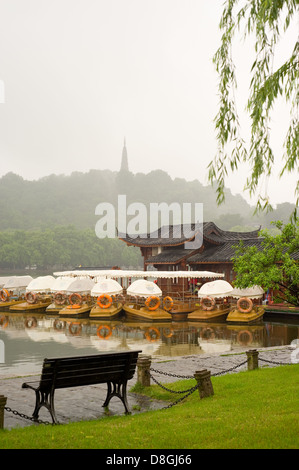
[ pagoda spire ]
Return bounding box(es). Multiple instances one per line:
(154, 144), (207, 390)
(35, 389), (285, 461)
(120, 137), (129, 172)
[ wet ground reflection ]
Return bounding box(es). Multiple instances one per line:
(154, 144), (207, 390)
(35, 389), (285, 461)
(0, 312), (298, 376)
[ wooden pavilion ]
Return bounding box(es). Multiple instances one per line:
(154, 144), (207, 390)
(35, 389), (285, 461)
(119, 222), (261, 293)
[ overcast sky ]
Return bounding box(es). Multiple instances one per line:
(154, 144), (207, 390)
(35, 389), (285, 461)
(0, 0), (297, 207)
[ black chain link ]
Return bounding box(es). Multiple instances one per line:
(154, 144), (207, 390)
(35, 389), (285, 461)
(258, 357), (293, 366)
(4, 406), (55, 425)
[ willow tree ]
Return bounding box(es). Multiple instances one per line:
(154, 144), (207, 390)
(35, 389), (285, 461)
(209, 0), (298, 218)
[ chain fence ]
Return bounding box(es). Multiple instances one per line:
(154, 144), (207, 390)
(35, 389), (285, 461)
(3, 352), (297, 425)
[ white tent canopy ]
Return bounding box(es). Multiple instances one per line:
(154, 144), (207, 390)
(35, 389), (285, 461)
(50, 276), (75, 292)
(26, 276), (56, 292)
(198, 280), (233, 298)
(4, 276), (33, 290)
(91, 279), (123, 296)
(65, 278), (95, 293)
(230, 286), (264, 299)
(53, 269), (224, 280)
(0, 276), (15, 287)
(127, 279), (162, 297)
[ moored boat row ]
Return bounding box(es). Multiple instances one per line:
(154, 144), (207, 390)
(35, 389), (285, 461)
(0, 270), (272, 324)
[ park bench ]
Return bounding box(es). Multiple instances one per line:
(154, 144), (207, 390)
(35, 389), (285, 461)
(22, 350), (141, 424)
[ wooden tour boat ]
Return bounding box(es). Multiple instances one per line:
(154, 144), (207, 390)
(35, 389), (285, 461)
(226, 286), (265, 324)
(0, 276), (33, 311)
(188, 280), (233, 322)
(123, 279), (172, 322)
(89, 279), (124, 320)
(58, 277), (95, 318)
(46, 276), (76, 314)
(10, 276), (55, 313)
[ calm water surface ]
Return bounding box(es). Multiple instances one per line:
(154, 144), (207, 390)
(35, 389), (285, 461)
(0, 311), (298, 377)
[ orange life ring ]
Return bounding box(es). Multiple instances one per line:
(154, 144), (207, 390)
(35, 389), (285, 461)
(0, 315), (9, 328)
(54, 291), (67, 305)
(200, 296), (216, 311)
(145, 327), (161, 342)
(237, 297), (253, 314)
(68, 322), (82, 336)
(69, 293), (83, 306)
(163, 296), (174, 311)
(25, 292), (37, 304)
(0, 289), (10, 302)
(67, 304), (82, 309)
(237, 330), (253, 346)
(97, 294), (113, 309)
(97, 325), (112, 339)
(145, 296), (161, 311)
(25, 317), (37, 329)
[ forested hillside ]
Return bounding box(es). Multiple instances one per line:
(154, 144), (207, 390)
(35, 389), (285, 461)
(0, 169), (295, 269)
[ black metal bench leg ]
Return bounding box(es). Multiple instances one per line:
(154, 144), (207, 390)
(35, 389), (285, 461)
(103, 380), (131, 414)
(32, 389), (58, 424)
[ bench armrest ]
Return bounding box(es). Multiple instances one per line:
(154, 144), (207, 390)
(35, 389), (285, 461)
(22, 381), (40, 391)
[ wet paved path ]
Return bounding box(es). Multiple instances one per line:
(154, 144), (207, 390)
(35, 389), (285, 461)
(1, 345), (296, 430)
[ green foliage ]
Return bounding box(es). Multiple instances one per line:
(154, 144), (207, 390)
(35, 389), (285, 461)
(0, 227), (142, 270)
(233, 220), (299, 305)
(209, 0), (299, 217)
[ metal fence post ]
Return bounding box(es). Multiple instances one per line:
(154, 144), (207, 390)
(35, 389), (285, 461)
(137, 355), (152, 387)
(246, 349), (259, 370)
(0, 395), (7, 429)
(194, 369), (214, 399)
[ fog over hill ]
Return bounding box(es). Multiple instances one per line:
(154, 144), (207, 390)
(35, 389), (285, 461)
(0, 169), (295, 233)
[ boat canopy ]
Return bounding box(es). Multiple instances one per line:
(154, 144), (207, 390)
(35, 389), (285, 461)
(65, 278), (95, 293)
(198, 280), (233, 298)
(91, 279), (123, 296)
(127, 279), (162, 297)
(26, 276), (56, 292)
(50, 276), (75, 292)
(4, 276), (34, 289)
(230, 286), (264, 299)
(53, 269), (224, 280)
(0, 276), (15, 287)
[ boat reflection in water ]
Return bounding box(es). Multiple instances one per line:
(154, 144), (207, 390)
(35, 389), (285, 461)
(1, 313), (298, 366)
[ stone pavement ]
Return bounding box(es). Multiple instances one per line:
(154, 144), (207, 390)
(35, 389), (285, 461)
(1, 345), (296, 430)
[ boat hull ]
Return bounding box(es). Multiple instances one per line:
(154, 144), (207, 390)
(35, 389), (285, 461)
(226, 306), (264, 324)
(59, 304), (91, 318)
(9, 300), (52, 313)
(0, 300), (24, 311)
(123, 304), (172, 322)
(188, 307), (230, 322)
(89, 302), (123, 320)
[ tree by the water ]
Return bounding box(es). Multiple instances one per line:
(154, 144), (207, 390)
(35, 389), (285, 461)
(209, 0), (298, 218)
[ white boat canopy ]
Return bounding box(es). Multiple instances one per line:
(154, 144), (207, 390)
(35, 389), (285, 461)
(26, 276), (56, 292)
(127, 279), (162, 297)
(230, 286), (264, 299)
(65, 278), (95, 293)
(50, 276), (75, 292)
(0, 276), (15, 287)
(91, 279), (123, 296)
(198, 280), (233, 299)
(4, 276), (34, 289)
(53, 269), (224, 280)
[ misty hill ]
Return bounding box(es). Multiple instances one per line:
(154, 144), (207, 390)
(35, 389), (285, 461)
(0, 170), (295, 232)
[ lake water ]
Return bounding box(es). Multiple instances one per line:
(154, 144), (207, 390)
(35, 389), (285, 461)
(0, 311), (298, 377)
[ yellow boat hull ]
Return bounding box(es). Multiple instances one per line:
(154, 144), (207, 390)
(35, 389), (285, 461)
(59, 304), (91, 317)
(9, 300), (52, 313)
(123, 304), (172, 322)
(89, 302), (123, 320)
(0, 299), (24, 311)
(226, 306), (265, 323)
(188, 306), (230, 322)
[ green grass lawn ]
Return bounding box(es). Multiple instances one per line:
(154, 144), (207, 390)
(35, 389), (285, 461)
(1, 364), (298, 449)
